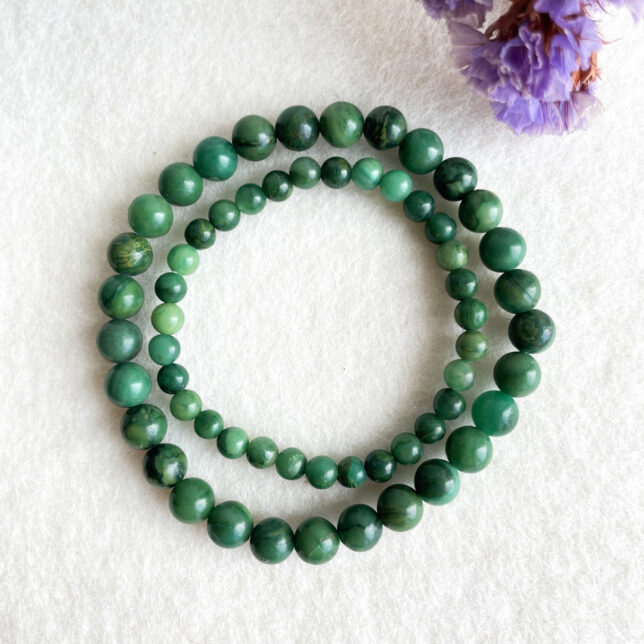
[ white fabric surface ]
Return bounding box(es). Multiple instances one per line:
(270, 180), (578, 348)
(1, 1), (643, 642)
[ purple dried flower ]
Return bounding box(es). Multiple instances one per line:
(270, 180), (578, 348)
(599, 0), (644, 22)
(422, 0), (493, 27)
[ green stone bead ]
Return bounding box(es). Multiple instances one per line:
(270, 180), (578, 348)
(158, 162), (203, 206)
(377, 484), (423, 532)
(275, 105), (319, 151)
(193, 136), (238, 181)
(170, 389), (202, 421)
(508, 309), (556, 353)
(217, 426), (249, 459)
(157, 363), (189, 394)
(148, 334), (180, 365)
(365, 449), (397, 483)
(107, 232), (152, 276)
(403, 190), (435, 223)
(234, 183), (266, 215)
(104, 362), (151, 407)
(456, 330), (489, 361)
(305, 455), (338, 489)
(433, 387), (466, 420)
(454, 297), (488, 330)
(443, 359), (475, 392)
(493, 352), (541, 397)
(169, 477), (214, 524)
(390, 432), (423, 466)
(445, 268), (478, 300)
(458, 189), (503, 233)
(398, 128), (444, 174)
(275, 447), (307, 480)
(352, 158), (383, 190)
(425, 212), (457, 244)
(208, 199), (241, 231)
(232, 115), (276, 161)
(295, 517), (340, 565)
(437, 239), (468, 271)
(414, 459), (460, 505)
(184, 218), (216, 250)
(494, 269), (541, 313)
(480, 227), (526, 272)
(471, 390), (519, 437)
(262, 170), (293, 201)
(337, 504), (382, 552)
(414, 412), (446, 444)
(246, 436), (278, 469)
(167, 243), (199, 276)
(321, 156), (352, 189)
(151, 303), (184, 335)
(379, 169), (413, 203)
(207, 501), (253, 548)
(98, 275), (144, 319)
(337, 456), (367, 488)
(128, 194), (173, 238)
(142, 443), (187, 488)
(193, 409), (224, 439)
(433, 157), (478, 201)
(363, 105), (407, 150)
(154, 272), (187, 303)
(120, 404), (167, 450)
(96, 319), (142, 363)
(446, 426), (493, 473)
(250, 517), (294, 564)
(289, 157), (321, 189)
(319, 101), (364, 148)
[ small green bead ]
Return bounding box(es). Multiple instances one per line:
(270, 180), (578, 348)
(154, 272), (187, 303)
(157, 363), (189, 394)
(446, 426), (493, 473)
(98, 275), (144, 319)
(456, 330), (489, 361)
(508, 309), (556, 354)
(454, 298), (488, 330)
(217, 426), (249, 459)
(337, 504), (382, 552)
(148, 334), (180, 365)
(120, 404), (167, 450)
(414, 412), (446, 444)
(104, 362), (151, 407)
(208, 199), (241, 231)
(480, 227), (526, 272)
(494, 269), (541, 313)
(232, 115), (276, 161)
(390, 432), (423, 466)
(235, 183), (266, 215)
(96, 319), (142, 363)
(445, 268), (478, 300)
(289, 157), (321, 189)
(352, 158), (383, 190)
(433, 157), (478, 201)
(471, 390), (519, 437)
(169, 477), (214, 524)
(275, 105), (319, 151)
(158, 162), (203, 206)
(250, 517), (294, 564)
(321, 156), (352, 189)
(433, 387), (466, 420)
(437, 239), (468, 271)
(363, 105), (407, 150)
(107, 232), (152, 276)
(142, 443), (187, 488)
(319, 101), (364, 148)
(184, 218), (216, 250)
(207, 501), (253, 548)
(443, 359), (476, 392)
(151, 303), (184, 335)
(193, 136), (238, 181)
(193, 409), (224, 439)
(170, 389), (202, 421)
(377, 484), (423, 532)
(275, 447), (307, 480)
(262, 170), (293, 201)
(425, 212), (457, 244)
(398, 128), (444, 174)
(167, 243), (199, 276)
(365, 449), (397, 483)
(379, 169), (412, 203)
(337, 456), (367, 488)
(305, 455), (337, 489)
(128, 194), (173, 238)
(295, 517), (340, 565)
(246, 436), (278, 469)
(414, 459), (460, 505)
(493, 352), (541, 397)
(403, 190), (435, 222)
(458, 189), (503, 233)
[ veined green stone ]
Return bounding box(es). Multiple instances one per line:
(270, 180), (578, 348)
(295, 517), (339, 565)
(194, 410), (224, 439)
(379, 169), (413, 203)
(321, 156), (352, 189)
(157, 363), (189, 394)
(217, 426), (249, 459)
(337, 504), (382, 552)
(275, 105), (319, 151)
(305, 455), (337, 489)
(471, 390), (519, 437)
(142, 443), (187, 488)
(446, 426), (493, 473)
(363, 105), (407, 150)
(352, 158), (383, 190)
(337, 456), (366, 488)
(494, 269), (541, 313)
(414, 459), (460, 505)
(425, 212), (457, 244)
(443, 359), (475, 391)
(319, 101), (364, 148)
(158, 162), (203, 206)
(184, 218), (216, 250)
(120, 404), (167, 450)
(107, 232), (152, 276)
(167, 243), (199, 276)
(454, 297), (488, 330)
(480, 227), (526, 272)
(377, 484), (423, 532)
(365, 449), (397, 482)
(250, 517), (294, 564)
(262, 170), (293, 201)
(169, 477), (214, 524)
(493, 352), (541, 397)
(96, 319), (142, 363)
(151, 303), (184, 335)
(433, 387), (466, 420)
(289, 157), (321, 189)
(148, 334), (180, 365)
(207, 501), (253, 548)
(403, 190), (435, 222)
(398, 128), (444, 174)
(170, 389), (202, 420)
(433, 157), (478, 201)
(246, 436), (278, 469)
(209, 199), (241, 231)
(128, 194), (173, 238)
(98, 274), (144, 319)
(437, 239), (468, 271)
(154, 272), (187, 303)
(193, 136), (238, 181)
(458, 189), (503, 233)
(232, 115), (276, 161)
(456, 330), (489, 361)
(104, 362), (150, 407)
(414, 412), (446, 444)
(235, 183), (266, 215)
(275, 447), (307, 480)
(445, 268), (478, 300)
(390, 432), (423, 465)
(508, 309), (556, 353)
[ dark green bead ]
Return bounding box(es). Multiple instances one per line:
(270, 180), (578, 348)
(377, 484), (423, 532)
(157, 363), (189, 394)
(437, 239), (468, 271)
(295, 517), (339, 565)
(337, 504), (382, 552)
(217, 426), (249, 459)
(148, 334), (180, 366)
(425, 212), (457, 244)
(494, 269), (541, 313)
(158, 162), (203, 206)
(142, 443), (187, 488)
(184, 218), (216, 250)
(454, 298), (488, 330)
(471, 390), (519, 437)
(443, 359), (475, 392)
(494, 352), (541, 397)
(398, 128), (444, 174)
(414, 459), (460, 505)
(446, 426), (493, 473)
(365, 449), (397, 483)
(169, 389), (202, 420)
(107, 232), (152, 276)
(194, 409), (224, 439)
(390, 432), (423, 465)
(193, 136), (238, 181)
(433, 387), (466, 420)
(289, 157), (321, 189)
(234, 184), (266, 215)
(250, 517), (294, 564)
(508, 309), (556, 353)
(275, 105), (319, 151)
(207, 501), (253, 548)
(445, 268), (478, 300)
(262, 170), (293, 201)
(321, 156), (351, 189)
(458, 189), (503, 233)
(456, 330), (489, 361)
(480, 227), (526, 272)
(414, 412), (446, 444)
(433, 157), (478, 201)
(96, 319), (142, 363)
(337, 456), (366, 488)
(246, 436), (278, 469)
(352, 158), (383, 190)
(154, 272), (187, 303)
(98, 275), (144, 319)
(169, 477), (214, 524)
(120, 404), (167, 450)
(319, 101), (364, 148)
(232, 115), (276, 161)
(208, 199), (241, 231)
(305, 455), (337, 489)
(151, 303), (184, 335)
(403, 190), (435, 223)
(128, 194), (173, 238)
(104, 362), (151, 407)
(167, 243), (199, 276)
(380, 169), (413, 203)
(363, 105), (407, 150)
(275, 447), (307, 480)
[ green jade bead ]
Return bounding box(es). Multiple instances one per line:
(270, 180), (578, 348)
(480, 227), (526, 272)
(104, 362), (151, 407)
(319, 101), (364, 148)
(275, 105), (319, 151)
(433, 387), (466, 420)
(289, 157), (321, 189)
(246, 436), (278, 469)
(154, 272), (187, 303)
(120, 404), (167, 450)
(128, 194), (173, 238)
(471, 390), (519, 437)
(157, 363), (189, 394)
(433, 157), (478, 201)
(158, 162), (203, 206)
(275, 448), (307, 480)
(184, 218), (216, 250)
(414, 412), (446, 444)
(377, 484), (424, 532)
(445, 269), (478, 300)
(352, 158), (383, 190)
(151, 303), (184, 335)
(494, 269), (541, 313)
(170, 389), (202, 421)
(295, 517), (340, 565)
(207, 501), (253, 548)
(142, 443), (187, 488)
(262, 170), (293, 201)
(425, 213), (457, 244)
(167, 244), (199, 276)
(98, 275), (144, 319)
(148, 334), (180, 365)
(217, 427), (249, 459)
(414, 459), (460, 505)
(235, 184), (266, 215)
(403, 190), (435, 222)
(250, 517), (294, 564)
(365, 449), (397, 482)
(194, 409), (224, 439)
(337, 504), (382, 552)
(380, 169), (412, 203)
(458, 189), (503, 233)
(454, 298), (488, 330)
(446, 426), (493, 473)
(169, 477), (214, 524)
(97, 319), (142, 363)
(443, 359), (475, 392)
(107, 233), (152, 276)
(209, 199), (241, 231)
(337, 456), (367, 488)
(437, 239), (468, 271)
(508, 309), (556, 353)
(232, 115), (276, 161)
(305, 455), (337, 489)
(363, 105), (407, 150)
(390, 432), (423, 466)
(398, 128), (444, 174)
(193, 136), (238, 181)
(456, 330), (489, 361)
(321, 156), (352, 189)
(494, 352), (541, 397)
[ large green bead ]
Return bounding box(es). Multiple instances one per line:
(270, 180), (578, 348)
(437, 239), (468, 271)
(398, 128), (444, 174)
(207, 501), (253, 548)
(321, 156), (352, 189)
(98, 275), (144, 319)
(193, 136), (238, 181)
(184, 218), (216, 250)
(456, 330), (489, 361)
(403, 190), (435, 223)
(154, 272), (187, 303)
(433, 157), (477, 201)
(480, 227), (526, 272)
(128, 194), (173, 238)
(169, 477), (214, 524)
(494, 269), (541, 313)
(275, 105), (319, 151)
(167, 244), (199, 276)
(377, 484), (424, 532)
(363, 105), (407, 150)
(104, 362), (150, 407)
(414, 412), (446, 444)
(193, 409), (224, 439)
(364, 449), (397, 482)
(305, 455), (337, 489)
(433, 387), (466, 420)
(458, 189), (503, 233)
(234, 184), (266, 215)
(250, 517), (294, 564)
(148, 334), (180, 365)
(262, 170), (293, 201)
(289, 157), (321, 189)
(158, 162), (203, 206)
(120, 403), (167, 450)
(232, 115), (276, 161)
(142, 443), (187, 488)
(209, 199), (241, 231)
(275, 447), (307, 480)
(445, 268), (478, 300)
(493, 352), (541, 397)
(246, 436), (278, 469)
(170, 389), (202, 421)
(414, 459), (460, 505)
(295, 517), (340, 565)
(443, 359), (475, 392)
(151, 303), (184, 335)
(454, 298), (487, 330)
(390, 432), (423, 465)
(337, 456), (366, 488)
(107, 232), (152, 276)
(471, 390), (519, 437)
(508, 309), (556, 353)
(96, 319), (142, 363)
(352, 158), (383, 190)
(337, 504), (382, 552)
(425, 213), (457, 244)
(445, 426), (493, 473)
(380, 170), (413, 203)
(157, 363), (189, 394)
(217, 426), (249, 459)
(319, 101), (364, 148)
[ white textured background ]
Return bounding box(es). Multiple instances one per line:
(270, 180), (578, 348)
(1, 1), (643, 642)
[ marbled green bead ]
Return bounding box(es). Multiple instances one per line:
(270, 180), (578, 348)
(167, 243), (199, 276)
(443, 359), (475, 392)
(437, 239), (468, 271)
(337, 504), (382, 552)
(380, 169), (413, 203)
(377, 484), (424, 532)
(193, 409), (224, 439)
(494, 269), (541, 313)
(398, 128), (444, 174)
(471, 390), (519, 437)
(275, 105), (319, 151)
(433, 157), (478, 201)
(250, 517), (294, 564)
(414, 459), (460, 505)
(365, 449), (397, 483)
(321, 156), (351, 189)
(234, 183), (266, 215)
(154, 272), (187, 303)
(425, 212), (457, 244)
(169, 477), (214, 524)
(456, 330), (489, 361)
(446, 426), (493, 473)
(403, 190), (435, 222)
(289, 157), (321, 189)
(170, 389), (202, 421)
(275, 447), (307, 480)
(157, 363), (189, 394)
(193, 136), (238, 181)
(363, 105), (407, 150)
(128, 194), (173, 238)
(151, 303), (184, 335)
(217, 426), (249, 459)
(445, 268), (478, 300)
(319, 101), (364, 148)
(352, 158), (383, 190)
(458, 189), (503, 233)
(107, 233), (152, 276)
(148, 334), (180, 365)
(493, 352), (541, 397)
(390, 432), (423, 465)
(142, 443), (187, 488)
(337, 456), (367, 488)
(120, 404), (167, 450)
(104, 362), (151, 407)
(184, 218), (216, 250)
(96, 319), (142, 363)
(158, 162), (203, 206)
(98, 275), (144, 319)
(232, 115), (276, 161)
(208, 199), (241, 231)
(246, 436), (278, 469)
(454, 297), (488, 330)
(433, 387), (466, 420)
(207, 501), (253, 548)
(305, 455), (338, 489)
(480, 227), (526, 272)
(414, 412), (446, 444)
(262, 170), (293, 201)
(295, 517), (339, 565)
(508, 309), (556, 354)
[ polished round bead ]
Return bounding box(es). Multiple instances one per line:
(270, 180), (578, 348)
(494, 269), (541, 313)
(234, 183), (266, 215)
(275, 447), (307, 480)
(169, 477), (214, 524)
(454, 298), (488, 330)
(437, 239), (468, 271)
(337, 456), (367, 488)
(250, 517), (294, 564)
(151, 303), (184, 335)
(425, 212), (457, 244)
(157, 363), (189, 394)
(295, 517), (340, 565)
(445, 268), (478, 300)
(170, 389), (202, 421)
(207, 501), (253, 548)
(184, 218), (216, 250)
(158, 162), (203, 206)
(403, 190), (435, 222)
(193, 409), (224, 439)
(494, 352), (541, 397)
(337, 504), (382, 552)
(472, 390), (519, 437)
(107, 232), (152, 276)
(377, 484), (424, 532)
(380, 169), (412, 203)
(390, 432), (423, 465)
(208, 199), (241, 231)
(434, 157), (478, 201)
(433, 387), (466, 420)
(363, 105), (407, 150)
(246, 436), (278, 469)
(414, 412), (446, 444)
(365, 449), (397, 482)
(289, 156), (321, 189)
(321, 156), (352, 189)
(352, 158), (383, 190)
(262, 170), (293, 201)
(443, 359), (475, 392)
(319, 101), (364, 148)
(193, 136), (238, 181)
(167, 244), (199, 276)
(120, 404), (167, 450)
(305, 455), (338, 489)
(128, 194), (173, 238)
(217, 426), (249, 459)
(458, 189), (503, 232)
(232, 115), (276, 161)
(98, 275), (144, 319)
(414, 459), (460, 505)
(508, 309), (556, 353)
(104, 362), (151, 407)
(148, 334), (180, 366)
(398, 128), (444, 174)
(97, 319), (142, 363)
(480, 227), (526, 272)
(275, 105), (319, 151)
(456, 330), (489, 361)
(142, 443), (187, 488)
(446, 426), (493, 473)
(154, 272), (187, 303)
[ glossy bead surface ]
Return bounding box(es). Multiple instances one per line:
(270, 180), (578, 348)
(321, 156), (351, 189)
(193, 136), (238, 181)
(454, 298), (488, 330)
(158, 162), (203, 206)
(194, 409), (224, 439)
(494, 269), (541, 313)
(232, 115), (276, 161)
(377, 484), (424, 532)
(456, 330), (489, 361)
(209, 199), (241, 231)
(352, 158), (383, 190)
(98, 275), (144, 319)
(275, 105), (319, 151)
(120, 404), (167, 450)
(508, 309), (556, 353)
(414, 412), (446, 444)
(170, 389), (202, 421)
(403, 190), (435, 222)
(169, 477), (214, 524)
(319, 101), (364, 148)
(289, 156), (320, 189)
(437, 239), (468, 271)
(246, 436), (278, 469)
(184, 218), (216, 250)
(148, 334), (180, 365)
(275, 447), (307, 480)
(458, 189), (503, 233)
(154, 272), (187, 303)
(445, 269), (478, 300)
(235, 184), (266, 215)
(96, 319), (142, 363)
(337, 504), (382, 552)
(414, 459), (460, 505)
(380, 169), (412, 203)
(425, 212), (457, 244)
(433, 157), (478, 201)
(217, 426), (249, 459)
(157, 363), (189, 394)
(305, 455), (337, 489)
(443, 359), (475, 392)
(295, 517), (340, 565)
(207, 501), (253, 548)
(128, 194), (173, 238)
(480, 227), (526, 272)
(104, 362), (151, 407)
(337, 456), (366, 488)
(167, 244), (199, 276)
(142, 443), (187, 488)
(365, 449), (397, 482)
(250, 517), (294, 564)
(433, 387), (466, 420)
(107, 233), (152, 276)
(363, 105), (407, 150)
(262, 170), (293, 201)
(398, 128), (444, 174)
(446, 426), (493, 473)
(390, 432), (423, 465)
(151, 303), (184, 335)
(494, 352), (541, 397)
(471, 390), (519, 437)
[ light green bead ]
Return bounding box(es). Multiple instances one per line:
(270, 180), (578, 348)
(446, 426), (493, 473)
(170, 389), (202, 420)
(294, 517), (339, 565)
(377, 484), (423, 532)
(437, 239), (468, 271)
(352, 158), (383, 190)
(148, 334), (180, 365)
(289, 157), (321, 189)
(455, 330), (489, 361)
(107, 233), (152, 276)
(305, 455), (337, 489)
(158, 162), (203, 206)
(443, 359), (475, 391)
(246, 436), (278, 469)
(151, 303), (184, 335)
(120, 404), (167, 450)
(398, 128), (444, 174)
(390, 432), (423, 465)
(471, 390), (519, 437)
(217, 427), (249, 459)
(169, 477), (214, 524)
(493, 352), (541, 397)
(98, 275), (144, 319)
(454, 298), (488, 330)
(275, 447), (307, 480)
(458, 189), (503, 233)
(193, 136), (238, 181)
(319, 101), (364, 148)
(128, 194), (173, 238)
(104, 362), (151, 407)
(379, 169), (413, 203)
(167, 244), (199, 276)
